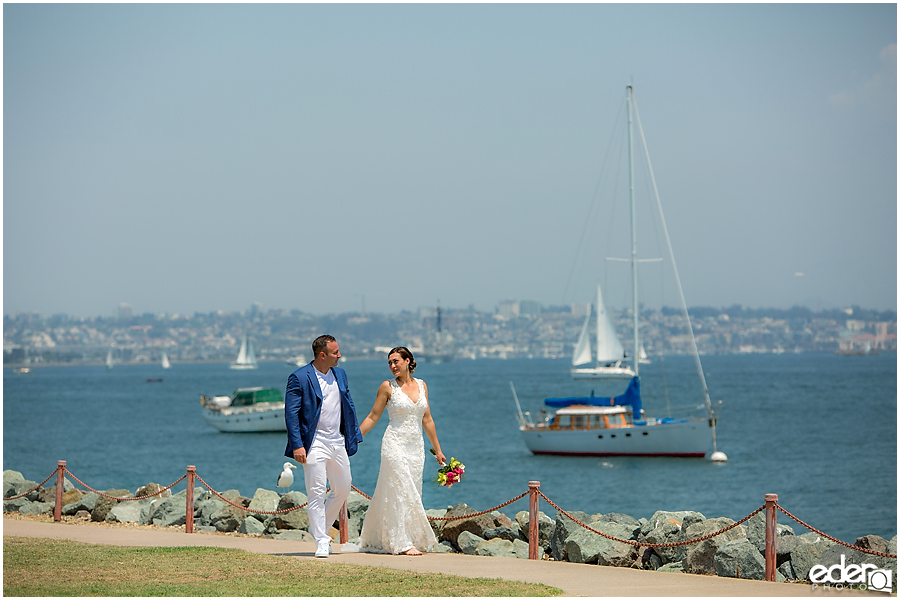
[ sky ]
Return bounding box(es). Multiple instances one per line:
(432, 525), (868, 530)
(3, 3), (897, 318)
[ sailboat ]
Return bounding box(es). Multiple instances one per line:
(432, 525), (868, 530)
(570, 283), (635, 380)
(230, 334), (258, 370)
(514, 85), (726, 461)
(105, 348), (114, 371)
(161, 352), (171, 369)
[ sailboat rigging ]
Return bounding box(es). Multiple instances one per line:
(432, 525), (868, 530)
(230, 334), (258, 370)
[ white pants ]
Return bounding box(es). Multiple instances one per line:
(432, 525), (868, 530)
(302, 438), (352, 546)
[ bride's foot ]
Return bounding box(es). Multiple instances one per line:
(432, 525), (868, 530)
(402, 547), (423, 556)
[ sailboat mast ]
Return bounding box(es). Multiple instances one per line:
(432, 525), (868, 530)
(627, 85), (640, 379)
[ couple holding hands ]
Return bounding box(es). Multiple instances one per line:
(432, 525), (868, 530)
(284, 334), (445, 558)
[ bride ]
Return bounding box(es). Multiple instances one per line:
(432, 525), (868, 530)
(357, 347), (446, 555)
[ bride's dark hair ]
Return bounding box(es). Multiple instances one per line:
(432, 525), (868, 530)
(388, 346), (416, 374)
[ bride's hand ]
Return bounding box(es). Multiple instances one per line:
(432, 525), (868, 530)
(435, 450), (446, 466)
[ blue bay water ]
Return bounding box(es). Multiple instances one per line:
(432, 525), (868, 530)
(3, 352), (896, 542)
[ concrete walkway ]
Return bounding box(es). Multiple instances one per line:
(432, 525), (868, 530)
(3, 517), (855, 597)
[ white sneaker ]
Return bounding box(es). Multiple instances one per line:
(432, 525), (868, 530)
(315, 542), (330, 558)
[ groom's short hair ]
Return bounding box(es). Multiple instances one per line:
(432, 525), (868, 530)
(312, 335), (337, 358)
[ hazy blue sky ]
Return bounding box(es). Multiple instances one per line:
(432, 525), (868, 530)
(4, 4), (896, 318)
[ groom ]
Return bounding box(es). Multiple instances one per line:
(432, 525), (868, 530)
(284, 334), (363, 558)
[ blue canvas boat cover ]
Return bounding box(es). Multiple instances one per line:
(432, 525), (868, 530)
(544, 377), (642, 421)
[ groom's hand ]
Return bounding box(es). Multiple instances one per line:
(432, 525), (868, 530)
(293, 447), (307, 464)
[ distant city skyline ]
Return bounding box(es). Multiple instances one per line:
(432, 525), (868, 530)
(4, 4), (896, 318)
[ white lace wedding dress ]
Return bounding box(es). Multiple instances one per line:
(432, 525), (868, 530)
(359, 378), (438, 554)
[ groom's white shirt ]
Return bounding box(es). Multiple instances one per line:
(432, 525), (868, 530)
(313, 367), (345, 445)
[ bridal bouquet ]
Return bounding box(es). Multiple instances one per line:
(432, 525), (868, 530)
(430, 448), (465, 488)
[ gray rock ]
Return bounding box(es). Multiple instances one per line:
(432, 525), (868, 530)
(595, 512), (641, 528)
(483, 525), (524, 543)
(4, 497), (31, 512)
(746, 511), (795, 554)
(19, 501), (52, 515)
(476, 538), (516, 558)
(195, 498), (226, 527)
(92, 489), (132, 522)
(150, 490), (194, 528)
(273, 530), (315, 542)
(430, 541), (456, 553)
(63, 491), (100, 515)
(195, 525), (218, 533)
(565, 520), (638, 566)
(778, 560), (796, 580)
(513, 538), (531, 559)
(135, 482), (172, 499)
(239, 516), (265, 535)
(106, 499), (154, 523)
(640, 510), (705, 537)
(657, 561), (684, 573)
(425, 508), (447, 538)
(819, 542), (897, 592)
(517, 509), (554, 545)
(855, 534), (890, 555)
(247, 488), (280, 515)
(273, 505), (309, 531)
(640, 520), (684, 565)
(345, 491), (369, 543)
(790, 538), (833, 581)
(714, 538), (783, 581)
(3, 470), (26, 486)
(458, 530), (485, 555)
(682, 518), (748, 575)
(6, 480), (41, 502)
(548, 510), (587, 561)
(441, 504), (501, 548)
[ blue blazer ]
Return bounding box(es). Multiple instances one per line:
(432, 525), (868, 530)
(284, 362), (363, 459)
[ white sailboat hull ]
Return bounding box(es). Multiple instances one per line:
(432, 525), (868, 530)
(201, 404), (286, 432)
(571, 365), (636, 380)
(521, 418), (712, 457)
(228, 363), (258, 370)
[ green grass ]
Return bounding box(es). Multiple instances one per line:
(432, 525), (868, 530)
(4, 537), (562, 597)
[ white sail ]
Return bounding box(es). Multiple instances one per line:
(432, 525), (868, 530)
(594, 283), (625, 363)
(161, 353), (170, 369)
(106, 349), (113, 370)
(230, 334), (258, 369)
(572, 307), (592, 367)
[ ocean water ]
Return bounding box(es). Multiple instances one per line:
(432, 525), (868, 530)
(3, 352), (896, 542)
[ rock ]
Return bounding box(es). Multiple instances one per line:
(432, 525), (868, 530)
(135, 482), (172, 499)
(61, 489), (84, 507)
(441, 504), (501, 548)
(425, 508), (447, 538)
(273, 505), (309, 531)
(457, 530), (485, 555)
(210, 500), (246, 533)
(247, 488), (280, 514)
(565, 520), (638, 566)
(778, 560), (796, 580)
(595, 512), (641, 528)
(483, 525), (524, 543)
(92, 489), (132, 522)
(476, 538), (516, 558)
(106, 499), (154, 523)
(682, 518), (748, 575)
(714, 538), (783, 581)
(790, 538), (833, 581)
(518, 509), (555, 542)
(150, 489), (204, 528)
(3, 470), (26, 485)
(195, 525), (218, 533)
(493, 511), (514, 528)
(430, 541), (456, 553)
(273, 530), (315, 542)
(239, 516), (265, 535)
(195, 498), (227, 527)
(746, 511), (794, 554)
(6, 480), (41, 501)
(74, 510), (91, 520)
(657, 561), (684, 573)
(640, 510), (705, 537)
(819, 542), (897, 592)
(639, 520), (684, 565)
(855, 534), (889, 555)
(63, 492), (100, 515)
(513, 538), (531, 559)
(345, 491), (369, 543)
(546, 510), (585, 561)
(19, 501), (53, 515)
(633, 546), (664, 571)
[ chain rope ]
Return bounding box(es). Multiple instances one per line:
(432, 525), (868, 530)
(351, 484), (528, 521)
(3, 470), (57, 500)
(63, 469), (186, 501)
(776, 504), (897, 559)
(192, 472), (310, 515)
(539, 490), (764, 549)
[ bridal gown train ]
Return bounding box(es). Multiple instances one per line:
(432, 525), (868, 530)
(359, 378), (438, 554)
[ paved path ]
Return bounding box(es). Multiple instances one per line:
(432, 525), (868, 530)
(3, 517), (847, 597)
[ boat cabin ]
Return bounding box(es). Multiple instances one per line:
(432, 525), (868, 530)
(229, 387), (282, 406)
(541, 405), (633, 430)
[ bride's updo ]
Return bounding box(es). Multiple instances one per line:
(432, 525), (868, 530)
(389, 346), (416, 374)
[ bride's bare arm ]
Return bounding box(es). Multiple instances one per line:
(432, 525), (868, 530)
(421, 381), (446, 465)
(359, 380), (392, 436)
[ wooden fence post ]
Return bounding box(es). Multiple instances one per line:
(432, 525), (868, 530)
(764, 493), (778, 582)
(53, 460), (66, 522)
(186, 466), (196, 534)
(339, 500), (349, 544)
(528, 481), (540, 560)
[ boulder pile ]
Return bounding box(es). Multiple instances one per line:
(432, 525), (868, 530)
(4, 469), (895, 587)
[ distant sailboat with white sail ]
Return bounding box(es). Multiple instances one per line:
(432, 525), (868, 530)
(161, 352), (171, 369)
(106, 348), (114, 371)
(570, 283), (635, 380)
(230, 334), (258, 370)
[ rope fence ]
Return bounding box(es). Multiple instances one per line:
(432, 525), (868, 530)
(6, 461), (895, 582)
